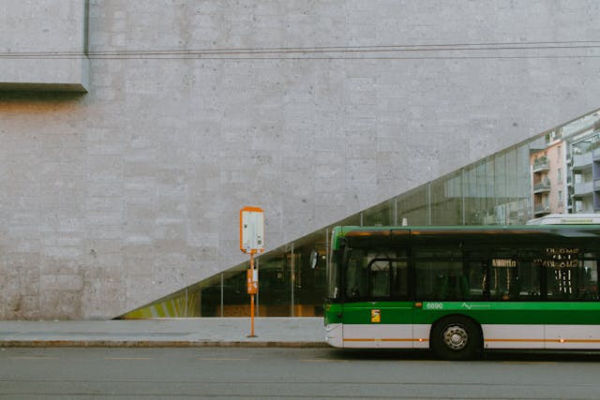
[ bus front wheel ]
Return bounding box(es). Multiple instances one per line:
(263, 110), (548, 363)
(431, 316), (482, 361)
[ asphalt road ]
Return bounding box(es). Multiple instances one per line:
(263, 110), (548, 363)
(2, 347), (600, 399)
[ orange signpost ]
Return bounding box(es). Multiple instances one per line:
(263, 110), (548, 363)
(240, 206), (264, 337)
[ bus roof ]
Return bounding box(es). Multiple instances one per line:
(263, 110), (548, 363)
(526, 214), (600, 225)
(330, 224), (600, 249)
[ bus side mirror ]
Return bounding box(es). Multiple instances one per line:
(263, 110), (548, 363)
(310, 249), (319, 269)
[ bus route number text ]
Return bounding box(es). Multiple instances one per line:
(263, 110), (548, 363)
(424, 302), (444, 310)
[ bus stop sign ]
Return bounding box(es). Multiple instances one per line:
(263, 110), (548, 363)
(239, 206), (265, 254)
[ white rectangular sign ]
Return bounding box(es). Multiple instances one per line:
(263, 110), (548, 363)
(240, 206), (264, 253)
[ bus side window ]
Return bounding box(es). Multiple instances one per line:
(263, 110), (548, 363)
(366, 258), (407, 299)
(517, 257), (541, 300)
(345, 247), (408, 300)
(463, 255), (490, 300)
(546, 252), (599, 301)
(415, 246), (464, 301)
(580, 257), (599, 300)
(487, 251), (521, 301)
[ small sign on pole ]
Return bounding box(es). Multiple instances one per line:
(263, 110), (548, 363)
(239, 206), (264, 338)
(240, 206), (265, 254)
(246, 268), (258, 295)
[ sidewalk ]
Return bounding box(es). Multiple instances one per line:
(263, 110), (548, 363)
(0, 317), (327, 348)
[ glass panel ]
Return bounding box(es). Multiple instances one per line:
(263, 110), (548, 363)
(415, 247), (466, 300)
(345, 246), (407, 300)
(490, 260), (518, 300)
(397, 187), (428, 226)
(391, 259), (408, 298)
(482, 157), (497, 224)
(337, 213), (361, 227)
(362, 199), (395, 226)
(464, 254), (490, 300)
(119, 273), (222, 318)
(327, 248), (342, 300)
(515, 256), (541, 301)
(257, 248), (291, 316)
(345, 248), (369, 299)
(494, 153), (508, 225)
(369, 259), (390, 297)
(544, 248), (598, 301)
(197, 274), (223, 317)
(515, 145), (533, 223)
(489, 248), (541, 301)
(293, 235), (328, 316)
(221, 264), (248, 316)
(579, 256), (599, 300)
(430, 171), (462, 225)
(463, 158), (496, 225)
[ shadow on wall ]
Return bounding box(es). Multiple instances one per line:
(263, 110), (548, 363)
(0, 90), (86, 113)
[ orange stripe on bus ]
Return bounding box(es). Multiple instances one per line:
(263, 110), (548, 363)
(486, 338), (600, 343)
(486, 339), (546, 342)
(345, 338), (600, 344)
(343, 338), (428, 342)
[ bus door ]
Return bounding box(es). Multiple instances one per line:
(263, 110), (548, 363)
(342, 247), (413, 348)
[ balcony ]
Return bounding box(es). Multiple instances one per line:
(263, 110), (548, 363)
(533, 179), (551, 193)
(593, 148), (600, 161)
(532, 159), (550, 173)
(595, 179), (600, 191)
(573, 153), (593, 171)
(534, 204), (551, 216)
(574, 181), (594, 196)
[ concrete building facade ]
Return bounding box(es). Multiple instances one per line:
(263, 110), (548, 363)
(2, 0), (600, 319)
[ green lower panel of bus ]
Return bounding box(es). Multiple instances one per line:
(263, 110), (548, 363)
(325, 301), (600, 325)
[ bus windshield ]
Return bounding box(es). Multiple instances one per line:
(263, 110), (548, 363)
(327, 247), (342, 300)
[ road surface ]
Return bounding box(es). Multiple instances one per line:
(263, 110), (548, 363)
(2, 347), (600, 399)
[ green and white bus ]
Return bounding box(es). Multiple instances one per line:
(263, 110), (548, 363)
(324, 225), (600, 360)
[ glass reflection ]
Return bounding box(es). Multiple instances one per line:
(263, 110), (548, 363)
(119, 109), (600, 319)
(363, 199), (395, 226)
(258, 248), (291, 316)
(431, 171), (462, 225)
(397, 186), (428, 226)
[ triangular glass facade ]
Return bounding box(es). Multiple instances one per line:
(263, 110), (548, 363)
(119, 109), (600, 318)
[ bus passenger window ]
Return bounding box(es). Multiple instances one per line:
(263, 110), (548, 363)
(579, 257), (599, 300)
(546, 252), (599, 301)
(345, 248), (407, 300)
(464, 259), (490, 300)
(367, 258), (407, 299)
(490, 261), (518, 301)
(390, 260), (408, 298)
(415, 247), (464, 301)
(517, 258), (541, 300)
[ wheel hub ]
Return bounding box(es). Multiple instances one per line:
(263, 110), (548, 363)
(443, 325), (468, 350)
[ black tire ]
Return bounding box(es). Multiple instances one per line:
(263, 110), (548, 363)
(430, 316), (482, 361)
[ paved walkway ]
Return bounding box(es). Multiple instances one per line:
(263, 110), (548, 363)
(0, 318), (326, 347)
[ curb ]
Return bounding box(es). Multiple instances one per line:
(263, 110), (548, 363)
(0, 340), (329, 348)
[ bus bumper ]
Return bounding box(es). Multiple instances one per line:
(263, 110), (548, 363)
(325, 323), (343, 348)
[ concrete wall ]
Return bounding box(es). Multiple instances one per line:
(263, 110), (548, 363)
(0, 0), (89, 91)
(1, 0), (600, 319)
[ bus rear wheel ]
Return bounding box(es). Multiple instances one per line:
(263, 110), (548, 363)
(431, 316), (482, 361)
